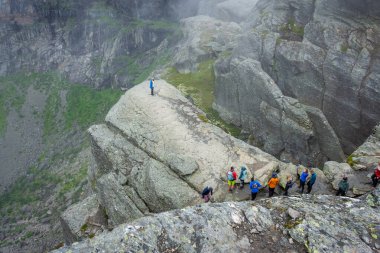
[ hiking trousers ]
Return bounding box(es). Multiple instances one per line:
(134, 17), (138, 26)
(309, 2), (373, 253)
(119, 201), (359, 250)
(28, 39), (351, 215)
(336, 188), (346, 196)
(268, 187), (275, 197)
(284, 185), (290, 196)
(240, 179), (245, 189)
(372, 174), (379, 187)
(251, 192), (257, 200)
(299, 180), (306, 193)
(307, 182), (314, 194)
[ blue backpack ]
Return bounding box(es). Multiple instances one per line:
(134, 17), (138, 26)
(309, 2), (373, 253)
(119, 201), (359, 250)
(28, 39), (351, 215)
(227, 171), (234, 181)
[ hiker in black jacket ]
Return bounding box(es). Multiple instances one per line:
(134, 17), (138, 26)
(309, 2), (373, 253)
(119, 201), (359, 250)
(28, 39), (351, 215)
(284, 175), (293, 196)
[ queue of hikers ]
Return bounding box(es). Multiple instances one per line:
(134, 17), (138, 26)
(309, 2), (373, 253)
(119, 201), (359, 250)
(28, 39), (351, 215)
(202, 164), (319, 203)
(201, 161), (380, 203)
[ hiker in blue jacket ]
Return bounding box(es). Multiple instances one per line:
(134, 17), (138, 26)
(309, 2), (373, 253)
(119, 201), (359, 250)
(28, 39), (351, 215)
(298, 168), (309, 194)
(307, 169), (317, 194)
(149, 78), (155, 96)
(238, 166), (248, 189)
(249, 176), (262, 200)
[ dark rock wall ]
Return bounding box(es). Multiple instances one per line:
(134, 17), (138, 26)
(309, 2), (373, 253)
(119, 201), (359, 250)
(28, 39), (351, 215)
(0, 0), (198, 88)
(212, 0), (380, 161)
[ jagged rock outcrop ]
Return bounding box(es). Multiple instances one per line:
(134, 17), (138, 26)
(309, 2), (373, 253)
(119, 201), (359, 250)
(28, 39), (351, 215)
(322, 123), (380, 195)
(82, 80), (333, 231)
(172, 0), (380, 165)
(172, 15), (241, 73)
(59, 81), (378, 247)
(352, 123), (380, 170)
(60, 195), (107, 245)
(54, 189), (380, 253)
(213, 56), (345, 164)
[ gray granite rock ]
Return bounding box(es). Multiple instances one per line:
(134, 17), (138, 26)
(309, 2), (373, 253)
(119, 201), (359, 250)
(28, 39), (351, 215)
(60, 195), (107, 245)
(53, 191), (380, 253)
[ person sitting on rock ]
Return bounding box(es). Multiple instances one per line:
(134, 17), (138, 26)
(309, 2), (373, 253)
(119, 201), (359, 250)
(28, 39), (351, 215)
(336, 176), (349, 196)
(284, 175), (294, 196)
(306, 169), (317, 194)
(371, 161), (380, 188)
(238, 166), (248, 189)
(201, 186), (213, 203)
(249, 176), (262, 200)
(299, 168), (309, 194)
(267, 173), (279, 197)
(227, 166), (237, 192)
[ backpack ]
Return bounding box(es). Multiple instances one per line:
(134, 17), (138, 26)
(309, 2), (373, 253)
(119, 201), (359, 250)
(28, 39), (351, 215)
(227, 171), (234, 181)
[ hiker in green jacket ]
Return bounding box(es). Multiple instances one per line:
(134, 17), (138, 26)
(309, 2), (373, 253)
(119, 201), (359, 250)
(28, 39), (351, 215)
(336, 176), (349, 196)
(238, 166), (248, 189)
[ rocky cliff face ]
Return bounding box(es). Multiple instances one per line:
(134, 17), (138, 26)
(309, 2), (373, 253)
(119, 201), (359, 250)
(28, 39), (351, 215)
(172, 0), (380, 165)
(85, 80), (317, 228)
(55, 189), (380, 253)
(57, 80), (378, 248)
(0, 0), (199, 88)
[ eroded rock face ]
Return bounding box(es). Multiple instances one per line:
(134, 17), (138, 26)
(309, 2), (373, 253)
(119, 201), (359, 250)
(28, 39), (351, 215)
(352, 123), (380, 170)
(173, 0), (380, 165)
(60, 195), (107, 245)
(214, 56), (345, 165)
(53, 191), (380, 253)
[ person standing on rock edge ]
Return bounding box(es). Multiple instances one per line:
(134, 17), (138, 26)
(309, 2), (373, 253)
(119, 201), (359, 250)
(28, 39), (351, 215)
(371, 161), (380, 188)
(306, 169), (317, 194)
(336, 176), (349, 196)
(201, 186), (213, 203)
(227, 166), (237, 192)
(149, 78), (155, 96)
(249, 176), (262, 200)
(267, 173), (279, 197)
(284, 175), (294, 196)
(299, 168), (309, 194)
(238, 166), (248, 189)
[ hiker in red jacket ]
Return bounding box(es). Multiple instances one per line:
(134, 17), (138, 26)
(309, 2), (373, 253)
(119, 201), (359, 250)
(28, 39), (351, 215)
(371, 161), (380, 188)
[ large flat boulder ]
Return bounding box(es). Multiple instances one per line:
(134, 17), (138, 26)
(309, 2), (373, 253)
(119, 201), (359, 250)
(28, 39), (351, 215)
(85, 80), (333, 231)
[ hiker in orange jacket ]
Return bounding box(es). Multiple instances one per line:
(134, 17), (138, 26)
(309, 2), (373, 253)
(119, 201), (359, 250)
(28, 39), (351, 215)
(267, 173), (279, 197)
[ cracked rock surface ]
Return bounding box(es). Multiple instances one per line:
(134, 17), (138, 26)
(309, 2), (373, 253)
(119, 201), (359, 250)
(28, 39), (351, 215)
(86, 80), (316, 228)
(53, 188), (380, 253)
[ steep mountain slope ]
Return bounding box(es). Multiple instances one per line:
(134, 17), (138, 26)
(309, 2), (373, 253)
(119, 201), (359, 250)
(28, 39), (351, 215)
(0, 73), (122, 252)
(0, 0), (197, 88)
(0, 0), (379, 252)
(171, 0), (380, 166)
(0, 1), (198, 251)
